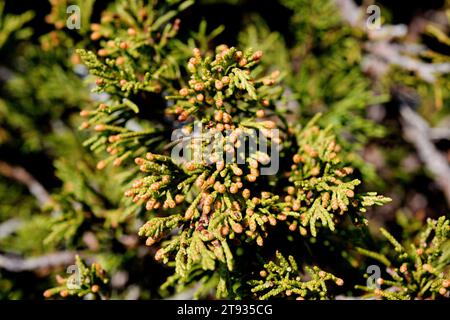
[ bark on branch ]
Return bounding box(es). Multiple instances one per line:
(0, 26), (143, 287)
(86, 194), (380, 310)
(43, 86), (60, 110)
(0, 160), (50, 207)
(399, 105), (450, 206)
(334, 0), (450, 83)
(0, 251), (76, 272)
(0, 218), (22, 239)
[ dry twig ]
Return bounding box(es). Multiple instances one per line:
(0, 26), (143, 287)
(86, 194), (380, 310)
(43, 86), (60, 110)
(400, 105), (450, 206)
(0, 251), (76, 272)
(0, 160), (50, 207)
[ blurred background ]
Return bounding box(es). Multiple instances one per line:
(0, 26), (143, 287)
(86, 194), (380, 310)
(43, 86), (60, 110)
(0, 0), (449, 299)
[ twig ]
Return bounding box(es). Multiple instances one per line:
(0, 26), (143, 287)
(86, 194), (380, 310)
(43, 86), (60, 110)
(364, 42), (450, 83)
(0, 161), (51, 207)
(399, 105), (450, 206)
(334, 0), (450, 83)
(334, 0), (450, 205)
(0, 218), (22, 239)
(0, 251), (76, 272)
(429, 127), (450, 141)
(334, 0), (361, 27)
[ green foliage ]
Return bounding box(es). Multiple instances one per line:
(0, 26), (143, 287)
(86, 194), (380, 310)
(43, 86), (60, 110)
(356, 217), (450, 300)
(110, 40), (385, 297)
(76, 0), (197, 171)
(0, 0), (448, 301)
(283, 115), (390, 237)
(0, 2), (34, 49)
(279, 0), (387, 184)
(43, 255), (109, 299)
(281, 0), (386, 140)
(124, 46), (286, 296)
(249, 251), (343, 300)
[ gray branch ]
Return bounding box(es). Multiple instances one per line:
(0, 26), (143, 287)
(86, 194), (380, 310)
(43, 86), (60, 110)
(0, 218), (23, 240)
(0, 251), (76, 272)
(429, 127), (450, 141)
(334, 0), (450, 83)
(400, 105), (450, 206)
(0, 161), (51, 207)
